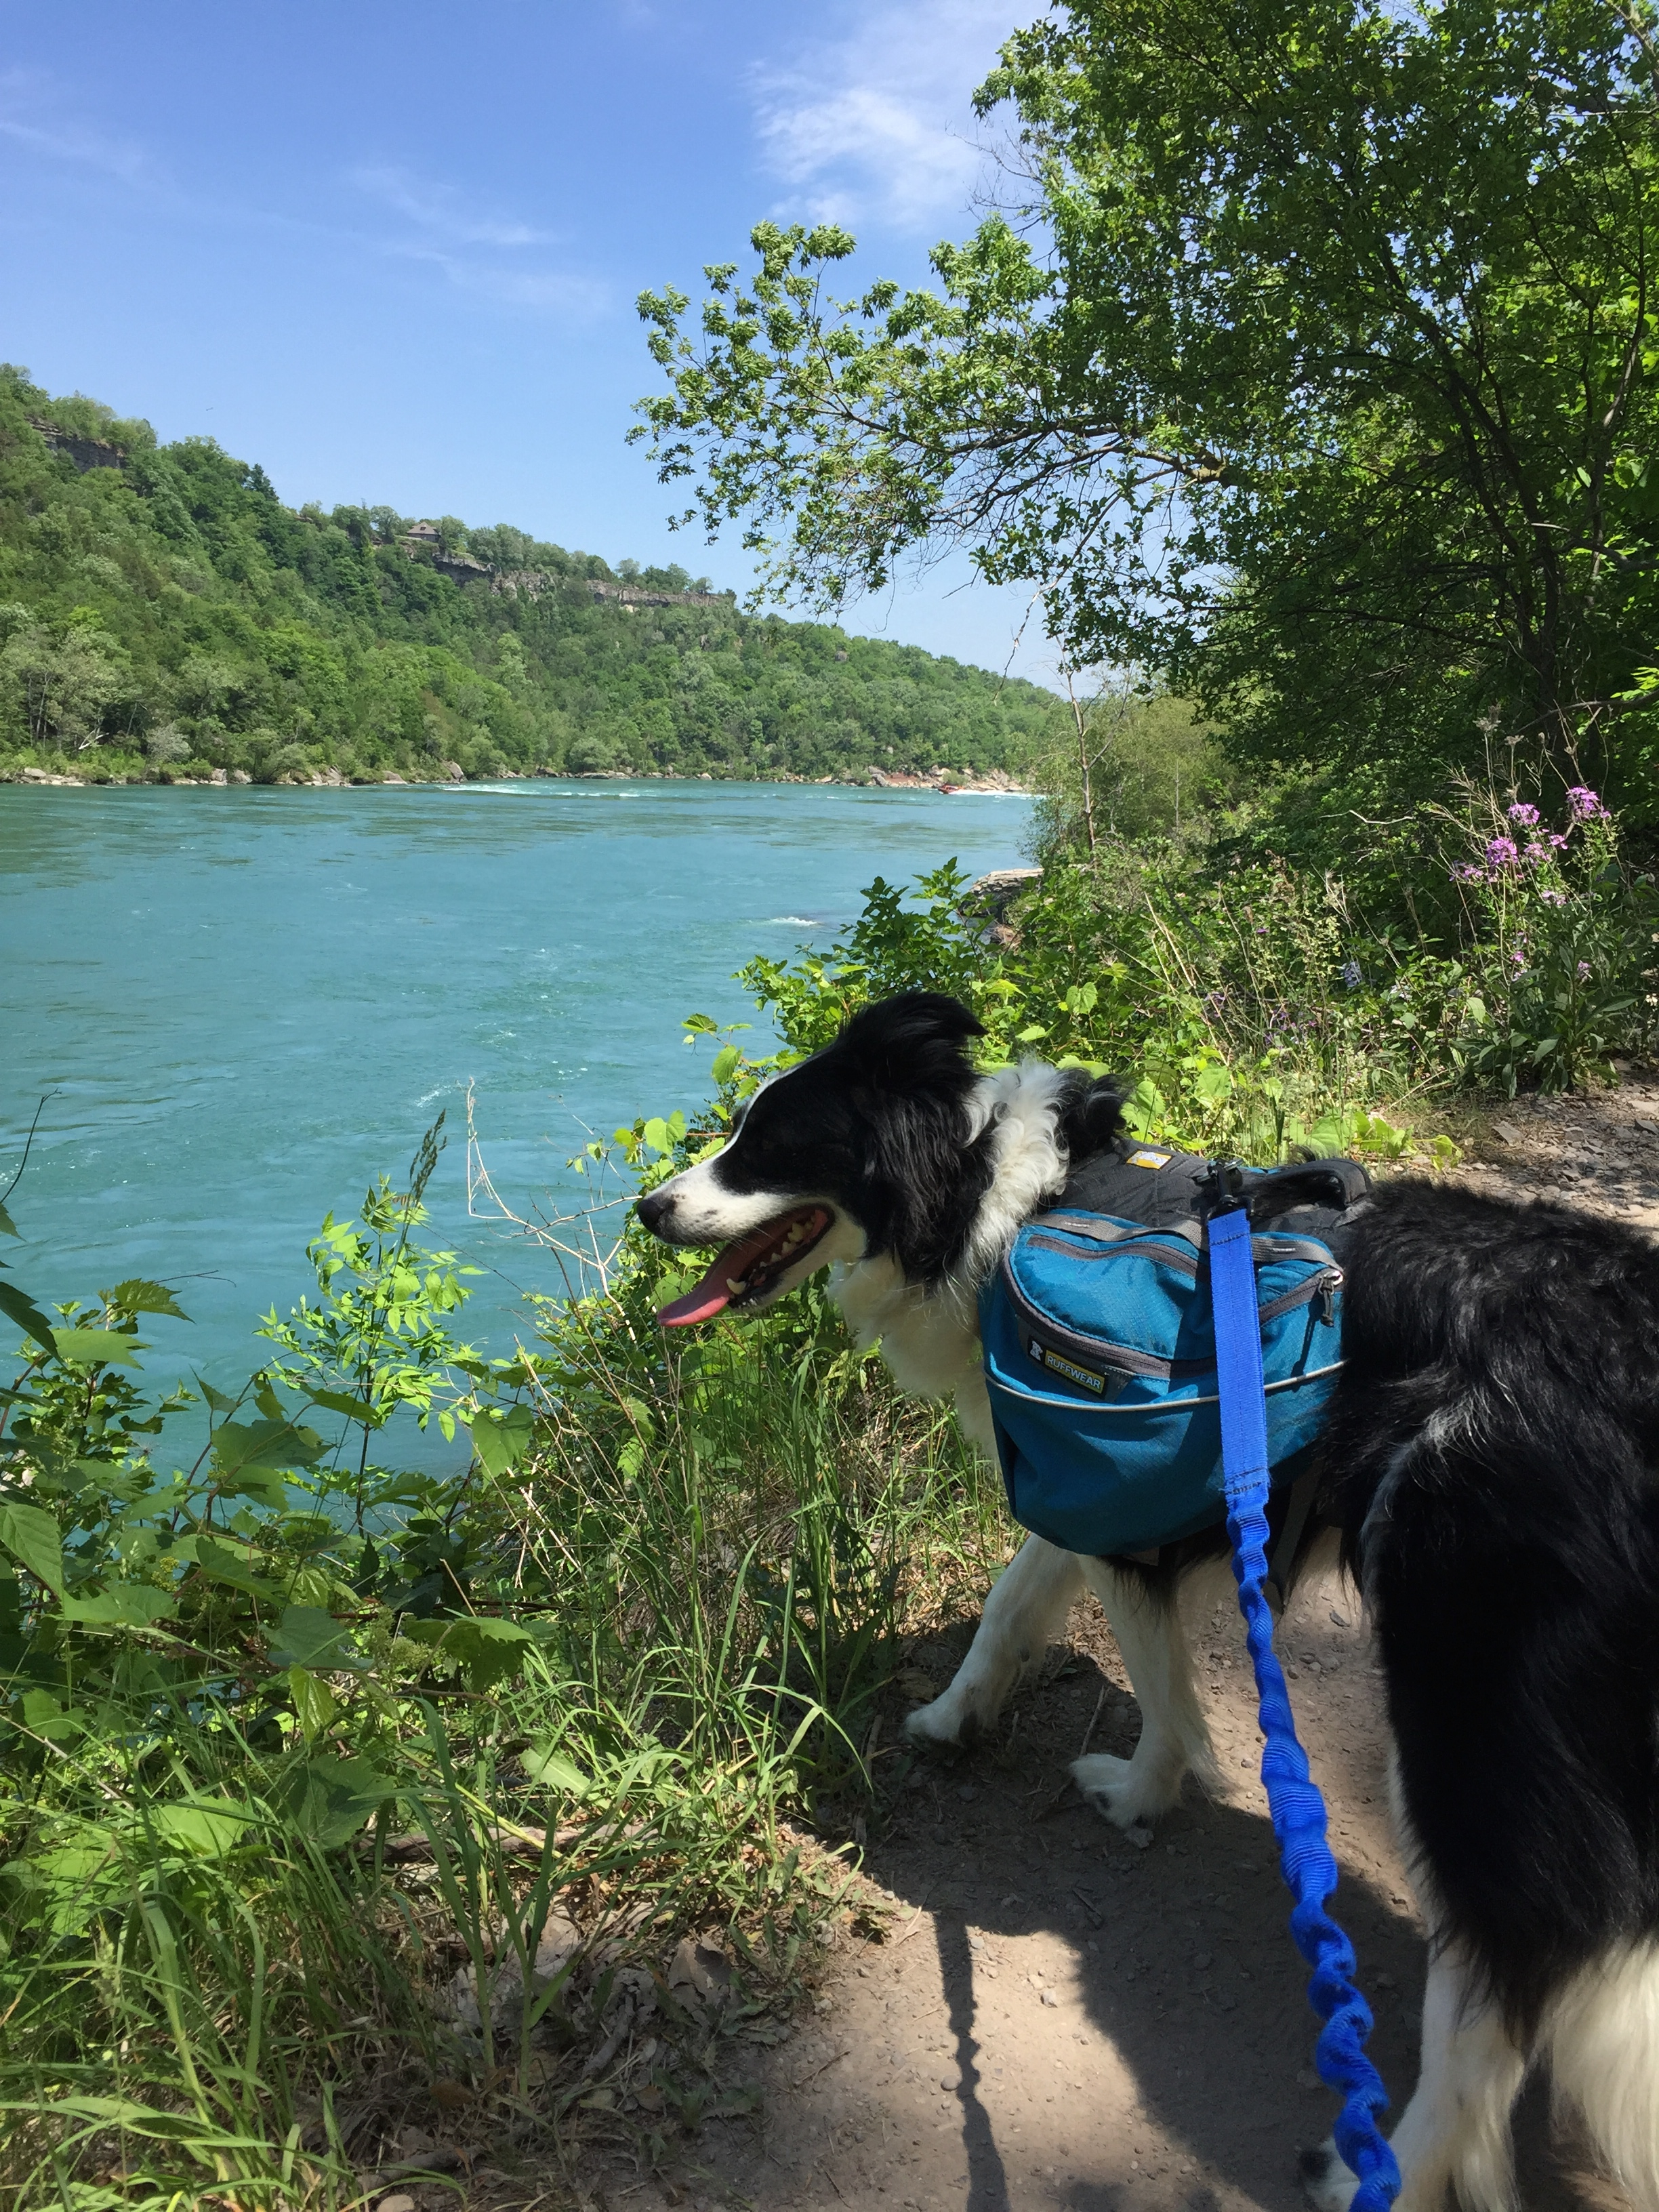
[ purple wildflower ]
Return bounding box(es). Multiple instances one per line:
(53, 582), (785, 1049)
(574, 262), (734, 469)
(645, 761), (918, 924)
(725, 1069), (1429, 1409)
(1539, 886), (1568, 905)
(1450, 863), (1488, 885)
(1507, 802), (1540, 825)
(1486, 836), (1519, 866)
(1548, 833), (1568, 850)
(1523, 842), (1548, 864)
(1577, 960), (1593, 981)
(1567, 785), (1608, 821)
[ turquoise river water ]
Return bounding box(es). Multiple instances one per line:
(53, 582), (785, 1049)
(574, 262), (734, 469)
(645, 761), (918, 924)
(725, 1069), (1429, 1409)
(2, 779), (1031, 1442)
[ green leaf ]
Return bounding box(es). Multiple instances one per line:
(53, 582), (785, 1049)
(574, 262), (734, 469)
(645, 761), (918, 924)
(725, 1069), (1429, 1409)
(303, 1385), (374, 1420)
(710, 1044), (741, 1082)
(20, 1687), (81, 1740)
(198, 1378), (241, 1414)
(401, 1614), (537, 1692)
(470, 1401), (536, 1478)
(0, 2093), (216, 2142)
(104, 1278), (190, 1321)
(188, 1536), (281, 1603)
(0, 1278), (57, 1353)
(52, 1328), (146, 1367)
(60, 1585), (176, 1629)
(1193, 1061), (1232, 1106)
(643, 1116), (671, 1154)
(289, 1665), (338, 1742)
(0, 1503), (64, 1596)
(212, 1416), (325, 1485)
(278, 1752), (397, 1848)
(150, 1801), (257, 1858)
(5, 1843), (121, 1934)
(520, 1740), (591, 1797)
(0, 1196), (17, 1237)
(268, 1603), (363, 1672)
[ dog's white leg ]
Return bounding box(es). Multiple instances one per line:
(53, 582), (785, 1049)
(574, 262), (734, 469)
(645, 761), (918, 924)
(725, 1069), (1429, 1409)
(1300, 1941), (1528, 2212)
(1547, 1942), (1659, 2211)
(905, 1535), (1084, 1750)
(1070, 1558), (1217, 1831)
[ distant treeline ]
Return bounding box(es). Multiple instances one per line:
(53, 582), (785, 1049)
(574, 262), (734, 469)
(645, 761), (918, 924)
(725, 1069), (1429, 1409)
(0, 367), (1055, 784)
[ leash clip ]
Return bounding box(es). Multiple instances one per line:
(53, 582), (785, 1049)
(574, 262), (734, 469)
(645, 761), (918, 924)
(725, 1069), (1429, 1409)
(1201, 1158), (1250, 1216)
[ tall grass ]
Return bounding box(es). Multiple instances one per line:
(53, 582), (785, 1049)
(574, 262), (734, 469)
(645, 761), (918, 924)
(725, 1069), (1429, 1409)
(0, 1219), (1012, 2209)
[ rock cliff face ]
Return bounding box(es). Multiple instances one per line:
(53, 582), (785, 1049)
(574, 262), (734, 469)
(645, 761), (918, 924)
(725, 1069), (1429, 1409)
(583, 578), (731, 609)
(396, 540), (733, 611)
(27, 417), (125, 473)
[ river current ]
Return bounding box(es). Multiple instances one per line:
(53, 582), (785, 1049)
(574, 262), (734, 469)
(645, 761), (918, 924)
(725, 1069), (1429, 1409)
(3, 779), (1031, 1420)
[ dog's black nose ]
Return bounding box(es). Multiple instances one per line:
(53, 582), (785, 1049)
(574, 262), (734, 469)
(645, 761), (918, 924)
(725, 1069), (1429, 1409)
(635, 1189), (671, 1235)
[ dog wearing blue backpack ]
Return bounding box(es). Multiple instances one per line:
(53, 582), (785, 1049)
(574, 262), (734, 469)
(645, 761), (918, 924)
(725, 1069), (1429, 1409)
(638, 990), (1659, 2212)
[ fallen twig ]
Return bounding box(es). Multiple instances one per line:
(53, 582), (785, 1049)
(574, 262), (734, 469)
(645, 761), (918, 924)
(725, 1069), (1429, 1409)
(792, 2047), (853, 2091)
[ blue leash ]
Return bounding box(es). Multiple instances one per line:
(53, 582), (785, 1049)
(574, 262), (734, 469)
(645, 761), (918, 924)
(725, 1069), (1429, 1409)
(1208, 1197), (1401, 2212)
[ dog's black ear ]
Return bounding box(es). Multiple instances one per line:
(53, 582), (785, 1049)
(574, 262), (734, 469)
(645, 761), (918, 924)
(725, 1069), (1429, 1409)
(1059, 1075), (1129, 1160)
(832, 991), (984, 1090)
(832, 993), (989, 1282)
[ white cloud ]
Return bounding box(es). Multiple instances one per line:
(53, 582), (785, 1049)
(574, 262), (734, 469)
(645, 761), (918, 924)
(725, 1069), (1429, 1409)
(0, 68), (145, 180)
(348, 165), (608, 319)
(752, 0), (1033, 231)
(350, 165), (554, 249)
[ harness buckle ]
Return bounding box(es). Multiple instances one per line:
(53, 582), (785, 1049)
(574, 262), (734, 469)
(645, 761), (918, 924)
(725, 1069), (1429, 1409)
(1201, 1158), (1250, 1216)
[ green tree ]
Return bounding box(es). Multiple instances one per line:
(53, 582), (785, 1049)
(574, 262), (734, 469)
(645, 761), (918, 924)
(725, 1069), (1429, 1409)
(0, 619), (129, 751)
(634, 0), (1659, 809)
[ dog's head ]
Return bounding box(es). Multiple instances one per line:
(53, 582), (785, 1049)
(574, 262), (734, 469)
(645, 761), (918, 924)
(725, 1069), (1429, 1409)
(636, 991), (995, 1325)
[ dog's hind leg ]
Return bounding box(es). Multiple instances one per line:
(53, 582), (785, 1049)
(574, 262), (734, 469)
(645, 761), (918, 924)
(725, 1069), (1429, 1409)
(1547, 1942), (1659, 2212)
(905, 1534), (1084, 1750)
(1300, 1940), (1528, 2212)
(1070, 1559), (1218, 1830)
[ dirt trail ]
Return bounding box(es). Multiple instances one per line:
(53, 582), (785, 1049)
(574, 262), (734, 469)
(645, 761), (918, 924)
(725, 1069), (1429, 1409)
(587, 1083), (1659, 2212)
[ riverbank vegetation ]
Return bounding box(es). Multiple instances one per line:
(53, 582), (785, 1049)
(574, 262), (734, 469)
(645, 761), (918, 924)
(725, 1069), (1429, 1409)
(0, 369), (1053, 788)
(0, 1111), (1010, 2209)
(638, 0), (1659, 1051)
(7, 0), (1659, 2204)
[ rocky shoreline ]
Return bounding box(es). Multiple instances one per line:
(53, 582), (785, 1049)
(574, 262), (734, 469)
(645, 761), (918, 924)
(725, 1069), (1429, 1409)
(6, 762), (1031, 794)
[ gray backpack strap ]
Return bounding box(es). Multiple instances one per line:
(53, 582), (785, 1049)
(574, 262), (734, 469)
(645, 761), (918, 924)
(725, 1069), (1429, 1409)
(1033, 1208), (1204, 1248)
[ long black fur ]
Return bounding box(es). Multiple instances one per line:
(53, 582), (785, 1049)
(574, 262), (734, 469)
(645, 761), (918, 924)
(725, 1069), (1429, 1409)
(1068, 1105), (1659, 2042)
(1318, 1179), (1659, 2040)
(677, 993), (1659, 2057)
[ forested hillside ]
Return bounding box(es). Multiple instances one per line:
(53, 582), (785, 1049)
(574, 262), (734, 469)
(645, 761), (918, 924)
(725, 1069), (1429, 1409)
(0, 367), (1054, 784)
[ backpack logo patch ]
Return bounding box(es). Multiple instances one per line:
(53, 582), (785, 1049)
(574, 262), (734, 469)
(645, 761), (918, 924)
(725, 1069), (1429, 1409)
(1030, 1336), (1109, 1395)
(1126, 1148), (1172, 1169)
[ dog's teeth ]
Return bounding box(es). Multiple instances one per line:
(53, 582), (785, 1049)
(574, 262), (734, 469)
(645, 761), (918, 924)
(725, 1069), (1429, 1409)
(726, 1277), (747, 1294)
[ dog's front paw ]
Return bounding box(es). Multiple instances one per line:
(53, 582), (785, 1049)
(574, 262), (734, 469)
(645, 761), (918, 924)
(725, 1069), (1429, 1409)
(1070, 1750), (1183, 1832)
(904, 1687), (987, 1752)
(1298, 2139), (1359, 2212)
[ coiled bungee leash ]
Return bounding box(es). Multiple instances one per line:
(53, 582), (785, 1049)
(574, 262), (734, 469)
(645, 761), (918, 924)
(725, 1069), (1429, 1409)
(1207, 1181), (1401, 2212)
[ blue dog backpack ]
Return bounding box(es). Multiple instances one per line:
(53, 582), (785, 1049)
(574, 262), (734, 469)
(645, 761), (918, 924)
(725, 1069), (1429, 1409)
(978, 1141), (1370, 1557)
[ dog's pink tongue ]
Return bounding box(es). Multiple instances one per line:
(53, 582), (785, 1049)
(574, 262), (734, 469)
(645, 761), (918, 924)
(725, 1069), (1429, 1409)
(656, 1255), (739, 1327)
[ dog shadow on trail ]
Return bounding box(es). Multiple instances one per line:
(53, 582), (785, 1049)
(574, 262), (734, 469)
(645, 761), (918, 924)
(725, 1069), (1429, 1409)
(865, 1626), (1595, 2212)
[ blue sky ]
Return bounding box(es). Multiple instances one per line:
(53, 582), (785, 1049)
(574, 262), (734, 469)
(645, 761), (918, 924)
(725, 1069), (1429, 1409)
(0, 0), (1061, 681)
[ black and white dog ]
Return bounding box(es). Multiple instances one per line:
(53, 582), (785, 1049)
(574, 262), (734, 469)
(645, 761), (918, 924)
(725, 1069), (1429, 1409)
(637, 991), (1659, 2212)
